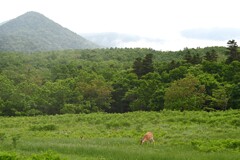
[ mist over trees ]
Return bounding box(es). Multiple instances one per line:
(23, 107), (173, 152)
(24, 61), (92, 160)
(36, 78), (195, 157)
(0, 41), (240, 116)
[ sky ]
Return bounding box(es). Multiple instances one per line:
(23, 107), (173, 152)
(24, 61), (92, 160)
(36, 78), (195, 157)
(1, 0), (240, 51)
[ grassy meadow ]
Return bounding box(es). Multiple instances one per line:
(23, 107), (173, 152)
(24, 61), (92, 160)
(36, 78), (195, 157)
(0, 110), (240, 159)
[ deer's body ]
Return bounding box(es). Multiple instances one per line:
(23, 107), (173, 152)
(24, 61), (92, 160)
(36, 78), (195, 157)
(140, 132), (154, 144)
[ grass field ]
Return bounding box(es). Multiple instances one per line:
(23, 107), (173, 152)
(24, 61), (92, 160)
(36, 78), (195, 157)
(0, 110), (240, 159)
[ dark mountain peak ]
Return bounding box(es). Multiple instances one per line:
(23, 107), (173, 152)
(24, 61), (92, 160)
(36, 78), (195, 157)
(0, 11), (99, 53)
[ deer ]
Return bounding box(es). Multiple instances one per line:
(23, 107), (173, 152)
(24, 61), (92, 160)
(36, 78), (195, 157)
(140, 131), (154, 144)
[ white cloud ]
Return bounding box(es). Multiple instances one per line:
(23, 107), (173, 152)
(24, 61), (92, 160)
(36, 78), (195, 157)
(181, 28), (240, 41)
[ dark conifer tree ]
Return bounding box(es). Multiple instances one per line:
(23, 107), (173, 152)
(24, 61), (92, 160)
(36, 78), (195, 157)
(192, 53), (202, 64)
(132, 54), (154, 78)
(184, 50), (193, 64)
(142, 54), (154, 75)
(226, 40), (240, 64)
(133, 57), (143, 78)
(204, 49), (218, 62)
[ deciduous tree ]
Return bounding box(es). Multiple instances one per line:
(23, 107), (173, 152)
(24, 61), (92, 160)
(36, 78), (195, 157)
(164, 75), (206, 111)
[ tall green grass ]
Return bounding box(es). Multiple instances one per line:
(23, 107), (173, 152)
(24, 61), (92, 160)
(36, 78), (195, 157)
(0, 110), (239, 159)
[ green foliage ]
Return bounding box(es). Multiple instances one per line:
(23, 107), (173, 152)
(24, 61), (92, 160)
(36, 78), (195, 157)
(0, 152), (18, 160)
(164, 75), (206, 111)
(11, 135), (21, 148)
(0, 43), (238, 114)
(207, 86), (229, 110)
(204, 49), (218, 62)
(111, 71), (138, 113)
(197, 73), (219, 95)
(30, 124), (58, 131)
(0, 111), (239, 159)
(132, 57), (143, 78)
(184, 50), (202, 64)
(125, 72), (164, 111)
(30, 151), (64, 160)
(230, 118), (240, 127)
(0, 151), (64, 160)
(228, 83), (240, 109)
(0, 133), (6, 142)
(192, 139), (240, 152)
(132, 53), (154, 78)
(169, 66), (188, 81)
(223, 61), (240, 82)
(226, 40), (240, 63)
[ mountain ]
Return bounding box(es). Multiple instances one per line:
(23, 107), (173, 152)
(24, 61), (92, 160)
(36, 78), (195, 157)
(82, 32), (164, 48)
(0, 21), (8, 26)
(0, 11), (99, 53)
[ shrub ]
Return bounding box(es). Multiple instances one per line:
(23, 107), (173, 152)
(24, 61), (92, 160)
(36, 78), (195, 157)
(12, 134), (21, 148)
(230, 118), (240, 127)
(191, 139), (240, 152)
(0, 133), (6, 142)
(0, 152), (18, 160)
(29, 124), (58, 131)
(30, 151), (64, 160)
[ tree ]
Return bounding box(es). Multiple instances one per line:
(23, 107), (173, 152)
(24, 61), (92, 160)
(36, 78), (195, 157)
(208, 86), (229, 110)
(184, 51), (202, 64)
(8, 82), (41, 116)
(164, 75), (206, 111)
(149, 86), (165, 111)
(74, 72), (113, 113)
(228, 83), (240, 109)
(202, 61), (223, 75)
(142, 54), (154, 75)
(38, 80), (72, 115)
(169, 66), (188, 81)
(0, 74), (15, 116)
(226, 40), (240, 63)
(197, 73), (219, 95)
(125, 72), (163, 111)
(192, 53), (202, 64)
(223, 61), (240, 82)
(111, 71), (138, 113)
(204, 49), (218, 62)
(168, 60), (180, 71)
(132, 57), (143, 78)
(184, 50), (192, 64)
(132, 54), (154, 78)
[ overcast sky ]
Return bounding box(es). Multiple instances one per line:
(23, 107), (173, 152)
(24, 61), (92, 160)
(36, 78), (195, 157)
(1, 0), (240, 50)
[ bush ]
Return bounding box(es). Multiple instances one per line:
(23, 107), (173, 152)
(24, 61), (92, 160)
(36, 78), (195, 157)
(30, 151), (64, 160)
(105, 120), (131, 129)
(191, 139), (240, 152)
(29, 124), (58, 131)
(230, 118), (240, 127)
(0, 152), (18, 160)
(0, 133), (6, 142)
(0, 151), (65, 160)
(12, 134), (21, 148)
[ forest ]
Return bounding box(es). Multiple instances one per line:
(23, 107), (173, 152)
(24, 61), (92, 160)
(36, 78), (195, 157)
(0, 40), (240, 116)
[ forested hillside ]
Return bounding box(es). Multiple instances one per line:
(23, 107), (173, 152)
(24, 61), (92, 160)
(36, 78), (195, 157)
(0, 42), (239, 116)
(0, 11), (98, 53)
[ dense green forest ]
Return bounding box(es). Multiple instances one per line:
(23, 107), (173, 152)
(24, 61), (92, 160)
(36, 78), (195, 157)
(0, 40), (240, 116)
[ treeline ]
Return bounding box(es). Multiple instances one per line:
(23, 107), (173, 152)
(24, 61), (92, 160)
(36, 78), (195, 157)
(0, 41), (239, 116)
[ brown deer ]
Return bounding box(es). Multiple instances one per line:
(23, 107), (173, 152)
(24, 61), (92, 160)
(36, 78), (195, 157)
(140, 132), (154, 144)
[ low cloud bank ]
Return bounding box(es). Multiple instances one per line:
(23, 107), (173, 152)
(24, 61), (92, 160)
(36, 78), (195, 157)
(181, 28), (240, 41)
